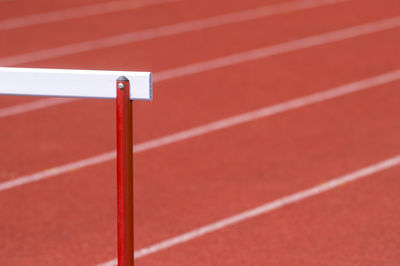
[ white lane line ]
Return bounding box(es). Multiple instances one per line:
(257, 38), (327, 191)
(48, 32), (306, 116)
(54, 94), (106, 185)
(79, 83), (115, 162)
(1, 14), (399, 119)
(0, 0), (348, 66)
(0, 0), (181, 31)
(0, 98), (76, 118)
(154, 15), (400, 82)
(1, 69), (400, 192)
(0, 151), (116, 192)
(98, 154), (400, 265)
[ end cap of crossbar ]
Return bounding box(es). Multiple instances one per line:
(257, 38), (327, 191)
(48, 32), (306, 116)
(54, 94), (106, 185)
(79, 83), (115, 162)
(117, 76), (129, 82)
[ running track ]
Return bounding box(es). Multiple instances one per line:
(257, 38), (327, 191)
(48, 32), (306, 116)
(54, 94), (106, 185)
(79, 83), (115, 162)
(0, 0), (399, 265)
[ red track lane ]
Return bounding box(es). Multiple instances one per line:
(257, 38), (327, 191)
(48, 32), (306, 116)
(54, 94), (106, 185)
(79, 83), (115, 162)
(136, 167), (400, 266)
(12, 0), (399, 71)
(0, 0), (397, 107)
(1, 27), (399, 182)
(0, 99), (115, 182)
(129, 81), (400, 250)
(0, 80), (399, 265)
(0, 0), (347, 108)
(0, 95), (40, 108)
(0, 0), (287, 57)
(0, 0), (124, 19)
(1, 0), (400, 265)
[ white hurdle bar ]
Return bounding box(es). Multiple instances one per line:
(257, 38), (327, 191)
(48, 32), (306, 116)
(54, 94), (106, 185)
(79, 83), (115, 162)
(0, 67), (152, 100)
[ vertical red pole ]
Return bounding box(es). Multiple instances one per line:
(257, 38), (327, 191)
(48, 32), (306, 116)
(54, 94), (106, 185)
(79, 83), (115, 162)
(116, 76), (134, 266)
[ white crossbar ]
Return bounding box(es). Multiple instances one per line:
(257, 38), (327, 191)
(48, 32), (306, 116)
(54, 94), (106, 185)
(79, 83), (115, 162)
(0, 67), (152, 100)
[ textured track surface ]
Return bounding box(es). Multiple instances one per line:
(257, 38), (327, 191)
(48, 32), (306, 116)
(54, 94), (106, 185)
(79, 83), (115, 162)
(0, 0), (399, 265)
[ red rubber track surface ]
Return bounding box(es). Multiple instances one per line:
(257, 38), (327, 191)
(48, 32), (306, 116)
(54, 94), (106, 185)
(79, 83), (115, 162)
(0, 0), (399, 265)
(0, 0), (129, 19)
(138, 167), (400, 266)
(1, 0), (399, 106)
(2, 28), (400, 181)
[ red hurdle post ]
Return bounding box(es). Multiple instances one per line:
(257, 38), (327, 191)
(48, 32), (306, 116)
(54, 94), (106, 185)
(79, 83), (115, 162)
(116, 76), (134, 266)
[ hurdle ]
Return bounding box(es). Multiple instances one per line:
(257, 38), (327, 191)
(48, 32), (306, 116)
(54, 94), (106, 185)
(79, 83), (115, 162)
(0, 67), (153, 266)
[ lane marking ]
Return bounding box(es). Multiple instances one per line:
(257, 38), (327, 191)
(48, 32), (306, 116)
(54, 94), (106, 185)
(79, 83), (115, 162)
(0, 0), (181, 31)
(0, 98), (76, 118)
(98, 154), (400, 265)
(1, 14), (399, 118)
(1, 69), (400, 192)
(0, 0), (348, 66)
(154, 16), (400, 82)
